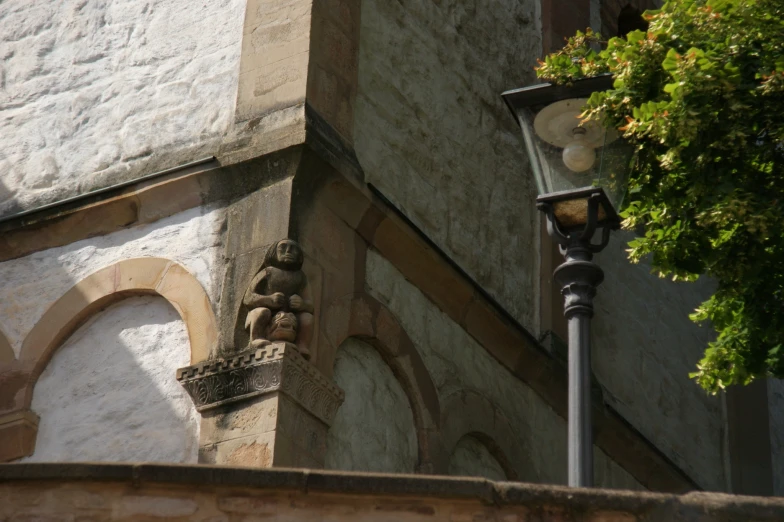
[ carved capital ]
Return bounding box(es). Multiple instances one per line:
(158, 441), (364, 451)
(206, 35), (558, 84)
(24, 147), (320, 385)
(176, 343), (344, 425)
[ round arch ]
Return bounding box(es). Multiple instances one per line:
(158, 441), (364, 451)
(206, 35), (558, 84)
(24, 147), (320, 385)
(322, 293), (440, 473)
(18, 257), (217, 408)
(439, 390), (537, 482)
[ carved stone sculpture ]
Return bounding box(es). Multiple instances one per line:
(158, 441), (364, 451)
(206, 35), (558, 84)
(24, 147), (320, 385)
(243, 239), (313, 358)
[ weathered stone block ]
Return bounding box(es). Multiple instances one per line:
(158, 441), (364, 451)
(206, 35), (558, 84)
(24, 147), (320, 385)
(236, 53), (310, 122)
(178, 342), (344, 468)
(209, 432), (277, 468)
(0, 409), (39, 462)
(177, 343), (342, 422)
(198, 394), (279, 447)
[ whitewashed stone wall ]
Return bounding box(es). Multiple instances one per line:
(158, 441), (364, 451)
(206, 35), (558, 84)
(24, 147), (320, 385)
(325, 337), (418, 473)
(0, 0), (245, 215)
(592, 231), (725, 491)
(448, 435), (507, 481)
(365, 250), (643, 490)
(21, 297), (199, 463)
(354, 0), (542, 331)
(0, 205), (225, 358)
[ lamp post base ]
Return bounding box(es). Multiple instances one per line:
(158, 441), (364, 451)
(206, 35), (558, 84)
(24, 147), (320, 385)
(538, 193), (616, 488)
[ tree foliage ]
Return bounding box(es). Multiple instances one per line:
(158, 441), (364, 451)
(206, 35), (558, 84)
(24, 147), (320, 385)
(536, 0), (784, 393)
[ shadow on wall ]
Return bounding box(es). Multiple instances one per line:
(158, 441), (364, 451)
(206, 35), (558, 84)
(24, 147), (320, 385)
(0, 175), (14, 362)
(323, 335), (521, 482)
(448, 434), (508, 481)
(324, 337), (418, 473)
(0, 218), (220, 461)
(352, 0), (541, 331)
(0, 171), (18, 217)
(19, 297), (199, 463)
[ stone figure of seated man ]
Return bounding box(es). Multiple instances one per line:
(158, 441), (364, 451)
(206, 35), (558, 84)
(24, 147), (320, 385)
(243, 239), (314, 359)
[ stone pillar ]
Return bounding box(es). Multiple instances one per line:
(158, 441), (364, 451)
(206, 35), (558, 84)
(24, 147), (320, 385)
(176, 342), (344, 468)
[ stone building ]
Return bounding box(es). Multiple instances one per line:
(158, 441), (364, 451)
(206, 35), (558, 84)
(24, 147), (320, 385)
(0, 0), (782, 505)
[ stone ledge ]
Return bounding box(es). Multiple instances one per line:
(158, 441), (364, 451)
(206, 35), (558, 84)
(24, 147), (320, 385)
(1, 463), (784, 520)
(176, 343), (344, 425)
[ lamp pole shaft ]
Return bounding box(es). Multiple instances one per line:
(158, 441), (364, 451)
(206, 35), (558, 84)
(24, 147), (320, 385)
(539, 195), (613, 489)
(554, 243), (604, 489)
(567, 306), (593, 487)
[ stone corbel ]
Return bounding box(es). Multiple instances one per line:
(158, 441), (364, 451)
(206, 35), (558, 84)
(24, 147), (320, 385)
(0, 410), (39, 462)
(177, 342), (343, 424)
(176, 342), (344, 468)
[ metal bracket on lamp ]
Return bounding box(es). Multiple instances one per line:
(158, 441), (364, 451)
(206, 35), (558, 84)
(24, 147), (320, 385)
(537, 193), (614, 256)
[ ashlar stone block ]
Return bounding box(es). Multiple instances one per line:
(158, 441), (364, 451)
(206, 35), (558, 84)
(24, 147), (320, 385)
(176, 342), (344, 468)
(0, 409), (39, 462)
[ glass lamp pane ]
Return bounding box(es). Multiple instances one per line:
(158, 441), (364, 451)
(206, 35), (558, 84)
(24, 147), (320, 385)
(516, 99), (631, 214)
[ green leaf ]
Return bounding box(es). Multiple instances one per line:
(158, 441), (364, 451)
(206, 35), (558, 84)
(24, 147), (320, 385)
(535, 0), (784, 393)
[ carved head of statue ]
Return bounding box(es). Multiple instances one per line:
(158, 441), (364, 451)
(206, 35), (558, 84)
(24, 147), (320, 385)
(264, 239), (303, 271)
(266, 311), (298, 342)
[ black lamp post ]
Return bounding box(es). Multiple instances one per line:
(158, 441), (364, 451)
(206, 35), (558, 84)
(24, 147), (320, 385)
(502, 75), (633, 488)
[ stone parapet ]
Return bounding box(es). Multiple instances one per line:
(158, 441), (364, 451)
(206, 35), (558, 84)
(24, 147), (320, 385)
(2, 463), (784, 521)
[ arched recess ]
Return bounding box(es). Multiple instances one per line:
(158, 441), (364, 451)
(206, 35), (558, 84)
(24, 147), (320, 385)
(18, 257), (217, 409)
(322, 293), (440, 473)
(439, 390), (538, 482)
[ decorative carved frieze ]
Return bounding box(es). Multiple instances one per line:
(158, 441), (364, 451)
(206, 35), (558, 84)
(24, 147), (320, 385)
(176, 342), (344, 425)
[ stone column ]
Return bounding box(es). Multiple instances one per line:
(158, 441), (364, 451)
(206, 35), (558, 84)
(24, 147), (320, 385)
(176, 342), (344, 468)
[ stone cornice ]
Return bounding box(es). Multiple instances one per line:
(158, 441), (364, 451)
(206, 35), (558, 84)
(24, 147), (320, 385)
(2, 462), (784, 521)
(176, 343), (344, 425)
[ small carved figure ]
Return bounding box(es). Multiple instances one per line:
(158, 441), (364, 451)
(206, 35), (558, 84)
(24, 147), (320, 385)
(243, 239), (314, 358)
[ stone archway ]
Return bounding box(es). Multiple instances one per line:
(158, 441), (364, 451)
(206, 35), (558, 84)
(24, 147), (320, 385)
(18, 257), (217, 410)
(322, 293), (440, 473)
(439, 390), (537, 482)
(0, 257), (217, 461)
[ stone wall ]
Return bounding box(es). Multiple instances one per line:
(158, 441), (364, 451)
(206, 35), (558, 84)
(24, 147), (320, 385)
(0, 205), (225, 358)
(354, 0), (542, 331)
(0, 0), (245, 215)
(591, 232), (725, 491)
(0, 204), (225, 462)
(20, 297), (199, 463)
(365, 249), (643, 489)
(352, 0), (732, 493)
(325, 337), (418, 473)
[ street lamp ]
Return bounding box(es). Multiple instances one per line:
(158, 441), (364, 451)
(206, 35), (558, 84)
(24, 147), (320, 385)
(502, 75), (633, 488)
